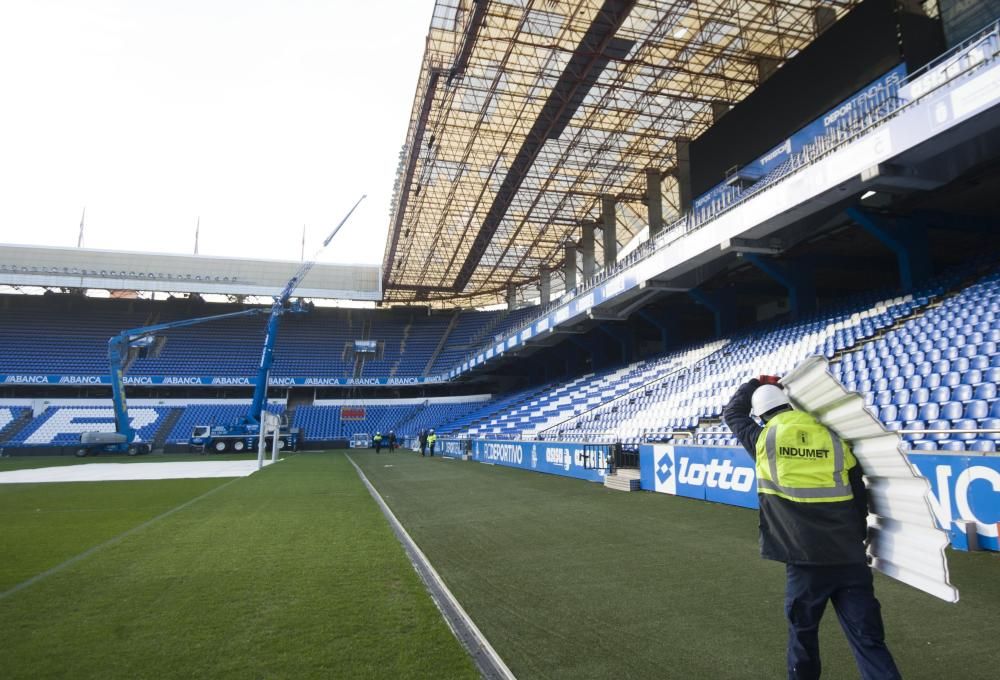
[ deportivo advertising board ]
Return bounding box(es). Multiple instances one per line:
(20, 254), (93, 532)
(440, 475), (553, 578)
(436, 438), (468, 458)
(471, 439), (608, 483)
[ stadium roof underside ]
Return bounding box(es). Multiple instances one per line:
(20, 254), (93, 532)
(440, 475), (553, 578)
(383, 0), (863, 307)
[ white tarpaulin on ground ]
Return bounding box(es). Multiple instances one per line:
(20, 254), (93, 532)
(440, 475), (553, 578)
(0, 460), (274, 484)
(782, 356), (958, 603)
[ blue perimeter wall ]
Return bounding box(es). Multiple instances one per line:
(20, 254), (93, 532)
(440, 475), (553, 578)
(439, 438), (999, 552)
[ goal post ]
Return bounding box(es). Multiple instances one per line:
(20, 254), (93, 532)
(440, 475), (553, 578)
(257, 411), (282, 470)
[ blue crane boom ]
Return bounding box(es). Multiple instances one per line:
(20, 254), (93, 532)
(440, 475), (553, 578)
(79, 195), (365, 457)
(245, 194), (366, 424)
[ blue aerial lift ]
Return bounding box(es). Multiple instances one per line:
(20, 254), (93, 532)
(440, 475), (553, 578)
(77, 196), (365, 456)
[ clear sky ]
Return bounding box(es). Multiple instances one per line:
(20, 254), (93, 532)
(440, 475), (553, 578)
(0, 0), (434, 266)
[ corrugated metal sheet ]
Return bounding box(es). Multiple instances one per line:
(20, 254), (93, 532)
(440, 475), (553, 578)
(781, 355), (959, 603)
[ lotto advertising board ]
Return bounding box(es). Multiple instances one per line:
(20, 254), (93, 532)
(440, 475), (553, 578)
(907, 453), (1000, 552)
(639, 445), (1000, 551)
(640, 444), (758, 509)
(471, 440), (608, 483)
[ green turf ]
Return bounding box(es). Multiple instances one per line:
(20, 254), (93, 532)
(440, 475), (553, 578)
(352, 450), (1000, 680)
(0, 453), (478, 679)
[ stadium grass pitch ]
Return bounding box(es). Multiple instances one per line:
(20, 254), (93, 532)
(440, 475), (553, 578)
(2, 450), (998, 679)
(0, 453), (477, 680)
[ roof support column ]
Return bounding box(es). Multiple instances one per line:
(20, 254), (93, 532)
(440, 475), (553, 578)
(564, 242), (577, 293)
(711, 102), (731, 123)
(847, 207), (931, 292)
(601, 195), (618, 268)
(506, 285), (517, 311)
(757, 57), (781, 83)
(539, 266), (551, 306)
(688, 288), (736, 338)
(638, 308), (671, 352)
(742, 253), (817, 318)
(581, 221), (596, 280)
(598, 322), (631, 365)
(644, 170), (663, 239)
(814, 6), (837, 34)
(567, 334), (602, 371)
(675, 138), (692, 214)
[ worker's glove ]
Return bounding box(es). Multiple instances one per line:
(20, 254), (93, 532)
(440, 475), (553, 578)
(758, 374), (782, 386)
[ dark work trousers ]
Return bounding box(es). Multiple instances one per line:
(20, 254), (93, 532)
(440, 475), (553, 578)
(785, 563), (901, 680)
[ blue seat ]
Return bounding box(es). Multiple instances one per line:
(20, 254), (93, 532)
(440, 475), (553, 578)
(879, 404), (898, 423)
(964, 400), (989, 419)
(875, 391), (892, 407)
(938, 440), (965, 451)
(925, 419), (949, 440)
(924, 373), (942, 389)
(902, 420), (924, 441)
(969, 439), (997, 453)
(898, 403), (918, 422)
(974, 382), (996, 400)
(980, 418), (1000, 440)
(911, 387), (930, 405)
(941, 372), (961, 387)
(910, 440), (936, 451)
(930, 386), (951, 403)
(919, 402), (940, 420)
(961, 369), (982, 385)
(951, 384), (973, 402)
(891, 389), (911, 406)
(991, 401), (1000, 419)
(951, 419), (978, 440)
(932, 360), (950, 374)
(905, 375), (923, 390)
(940, 401), (964, 420)
(984, 366), (1000, 384)
(889, 376), (907, 391)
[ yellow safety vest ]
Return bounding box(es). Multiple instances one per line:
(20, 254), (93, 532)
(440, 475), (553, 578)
(755, 411), (856, 503)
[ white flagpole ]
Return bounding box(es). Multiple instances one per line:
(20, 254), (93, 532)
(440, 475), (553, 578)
(194, 217), (200, 254)
(77, 207), (86, 247)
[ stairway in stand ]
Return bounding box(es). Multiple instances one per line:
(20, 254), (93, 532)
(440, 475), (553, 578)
(603, 467), (641, 492)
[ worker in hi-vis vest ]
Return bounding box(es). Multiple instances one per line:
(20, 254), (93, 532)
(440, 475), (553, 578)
(373, 432), (383, 454)
(724, 375), (900, 680)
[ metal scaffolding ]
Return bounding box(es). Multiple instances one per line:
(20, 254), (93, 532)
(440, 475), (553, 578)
(383, 0), (864, 307)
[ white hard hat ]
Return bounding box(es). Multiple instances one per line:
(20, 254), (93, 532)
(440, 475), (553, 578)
(751, 384), (791, 418)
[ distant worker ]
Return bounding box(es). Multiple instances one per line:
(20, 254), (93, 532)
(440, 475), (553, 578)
(373, 432), (383, 454)
(723, 375), (900, 680)
(388, 430), (397, 451)
(419, 429), (428, 457)
(427, 429), (437, 457)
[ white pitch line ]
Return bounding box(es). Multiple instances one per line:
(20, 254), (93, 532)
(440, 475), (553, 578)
(0, 476), (242, 600)
(346, 453), (516, 680)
